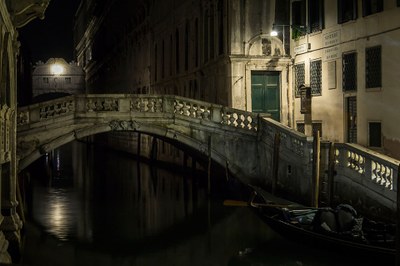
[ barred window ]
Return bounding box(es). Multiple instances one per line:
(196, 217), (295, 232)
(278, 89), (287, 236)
(362, 0), (383, 16)
(309, 0), (324, 33)
(369, 122), (381, 147)
(297, 122), (322, 136)
(295, 63), (305, 97)
(342, 52), (357, 91)
(310, 59), (322, 95)
(338, 0), (357, 24)
(366, 46), (381, 88)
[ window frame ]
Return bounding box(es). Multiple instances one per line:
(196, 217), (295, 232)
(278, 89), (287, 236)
(362, 0), (383, 17)
(365, 45), (382, 89)
(342, 51), (357, 92)
(310, 58), (322, 96)
(368, 121), (382, 148)
(338, 0), (358, 24)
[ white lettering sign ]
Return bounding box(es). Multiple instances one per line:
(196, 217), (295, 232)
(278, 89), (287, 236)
(323, 30), (341, 47)
(294, 43), (308, 54)
(323, 45), (341, 61)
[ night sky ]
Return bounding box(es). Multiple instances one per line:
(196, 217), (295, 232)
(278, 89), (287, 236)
(19, 0), (81, 63)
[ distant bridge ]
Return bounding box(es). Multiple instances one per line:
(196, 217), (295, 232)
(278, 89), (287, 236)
(16, 94), (399, 216)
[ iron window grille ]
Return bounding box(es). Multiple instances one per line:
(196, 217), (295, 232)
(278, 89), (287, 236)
(297, 122), (322, 136)
(310, 59), (322, 95)
(369, 122), (382, 147)
(366, 46), (381, 89)
(295, 63), (305, 97)
(362, 0), (383, 17)
(342, 52), (357, 91)
(308, 0), (324, 33)
(338, 0), (357, 24)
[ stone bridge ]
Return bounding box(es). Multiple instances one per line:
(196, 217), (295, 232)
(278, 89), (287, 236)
(16, 94), (313, 197)
(16, 94), (400, 217)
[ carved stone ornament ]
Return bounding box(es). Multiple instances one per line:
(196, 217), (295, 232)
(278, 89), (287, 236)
(7, 0), (51, 28)
(109, 120), (140, 131)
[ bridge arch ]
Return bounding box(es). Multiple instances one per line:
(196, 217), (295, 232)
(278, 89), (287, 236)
(16, 95), (266, 182)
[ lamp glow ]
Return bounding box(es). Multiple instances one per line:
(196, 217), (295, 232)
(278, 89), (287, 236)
(51, 64), (64, 75)
(270, 30), (278, 37)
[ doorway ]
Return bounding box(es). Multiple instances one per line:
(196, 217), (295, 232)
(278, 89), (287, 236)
(251, 71), (280, 121)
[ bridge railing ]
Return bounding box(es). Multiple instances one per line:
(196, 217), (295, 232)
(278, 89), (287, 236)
(334, 143), (400, 203)
(18, 94), (260, 134)
(17, 95), (76, 127)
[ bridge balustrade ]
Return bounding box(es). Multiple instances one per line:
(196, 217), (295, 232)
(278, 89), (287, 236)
(16, 94), (400, 220)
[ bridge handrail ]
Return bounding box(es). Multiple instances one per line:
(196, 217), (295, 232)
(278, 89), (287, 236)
(334, 143), (400, 196)
(18, 94), (261, 133)
(260, 117), (312, 158)
(17, 95), (76, 126)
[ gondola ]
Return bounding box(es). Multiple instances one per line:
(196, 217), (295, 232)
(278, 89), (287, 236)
(247, 186), (396, 260)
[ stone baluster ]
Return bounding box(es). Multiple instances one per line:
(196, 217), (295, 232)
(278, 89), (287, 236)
(211, 104), (222, 123)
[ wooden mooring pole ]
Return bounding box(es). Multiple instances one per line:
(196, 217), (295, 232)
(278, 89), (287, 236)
(312, 130), (320, 208)
(271, 132), (281, 195)
(207, 135), (212, 195)
(396, 163), (400, 266)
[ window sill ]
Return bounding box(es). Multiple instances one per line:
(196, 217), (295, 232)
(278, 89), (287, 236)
(366, 87), (382, 92)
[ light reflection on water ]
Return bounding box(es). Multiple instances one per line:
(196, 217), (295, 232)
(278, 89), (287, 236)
(32, 187), (79, 241)
(22, 142), (392, 266)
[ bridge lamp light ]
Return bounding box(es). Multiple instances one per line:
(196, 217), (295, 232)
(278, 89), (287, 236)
(50, 64), (64, 75)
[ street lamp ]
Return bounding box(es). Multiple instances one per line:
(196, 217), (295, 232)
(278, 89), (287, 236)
(270, 23), (308, 55)
(270, 24), (289, 56)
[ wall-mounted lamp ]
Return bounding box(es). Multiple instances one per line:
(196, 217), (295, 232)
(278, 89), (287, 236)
(270, 23), (309, 55)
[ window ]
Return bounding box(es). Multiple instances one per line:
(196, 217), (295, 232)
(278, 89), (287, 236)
(65, 77), (71, 84)
(338, 0), (357, 23)
(154, 44), (158, 81)
(195, 18), (199, 67)
(398, 0), (400, 7)
(297, 122), (322, 136)
(362, 0), (383, 16)
(170, 35), (173, 76)
(310, 59), (322, 95)
(175, 29), (180, 74)
(217, 0), (224, 55)
(292, 0), (306, 38)
(210, 5), (215, 59)
(185, 20), (189, 71)
(162, 40), (165, 79)
(203, 10), (209, 63)
(43, 77), (49, 83)
(294, 63), (305, 97)
(369, 122), (381, 147)
(365, 46), (381, 88)
(308, 0), (324, 33)
(342, 52), (357, 91)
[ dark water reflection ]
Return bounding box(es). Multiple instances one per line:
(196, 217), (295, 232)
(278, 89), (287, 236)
(21, 142), (393, 266)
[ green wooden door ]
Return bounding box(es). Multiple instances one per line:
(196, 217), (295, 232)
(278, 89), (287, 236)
(251, 71), (280, 121)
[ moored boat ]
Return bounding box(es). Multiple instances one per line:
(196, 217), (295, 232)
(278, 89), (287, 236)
(248, 186), (396, 260)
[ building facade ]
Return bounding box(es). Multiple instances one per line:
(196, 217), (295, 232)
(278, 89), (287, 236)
(32, 58), (84, 100)
(0, 0), (50, 262)
(74, 0), (400, 160)
(290, 0), (400, 159)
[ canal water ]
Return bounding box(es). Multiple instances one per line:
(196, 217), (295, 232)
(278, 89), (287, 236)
(19, 141), (392, 266)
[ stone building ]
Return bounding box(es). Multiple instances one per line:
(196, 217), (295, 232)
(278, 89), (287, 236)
(32, 58), (84, 100)
(0, 0), (50, 263)
(74, 0), (400, 161)
(290, 0), (400, 160)
(74, 0), (291, 159)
